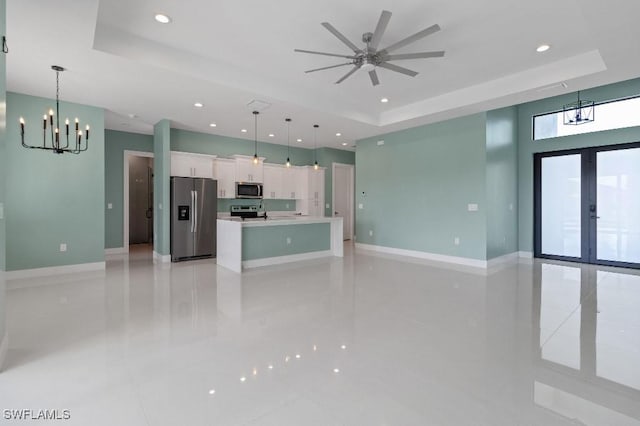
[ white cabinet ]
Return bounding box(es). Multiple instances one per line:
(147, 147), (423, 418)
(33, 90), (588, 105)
(234, 155), (264, 183)
(282, 167), (297, 199)
(295, 166), (325, 217)
(213, 159), (236, 198)
(263, 164), (284, 199)
(170, 152), (214, 178)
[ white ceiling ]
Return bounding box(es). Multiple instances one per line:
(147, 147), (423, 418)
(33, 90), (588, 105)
(6, 0), (640, 150)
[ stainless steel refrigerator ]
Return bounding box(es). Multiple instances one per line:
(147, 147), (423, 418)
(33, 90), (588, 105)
(170, 177), (217, 262)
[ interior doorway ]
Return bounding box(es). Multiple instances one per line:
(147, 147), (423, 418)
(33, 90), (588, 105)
(534, 142), (640, 269)
(124, 151), (154, 250)
(332, 163), (355, 241)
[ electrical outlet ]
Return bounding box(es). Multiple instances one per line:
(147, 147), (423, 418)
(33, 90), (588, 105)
(285, 203), (289, 209)
(369, 230), (373, 237)
(326, 203), (330, 209)
(509, 203), (513, 211)
(286, 237), (292, 245)
(468, 203), (478, 212)
(358, 203), (363, 209)
(454, 237), (460, 246)
(60, 243), (67, 252)
(158, 203), (163, 210)
(107, 203), (113, 210)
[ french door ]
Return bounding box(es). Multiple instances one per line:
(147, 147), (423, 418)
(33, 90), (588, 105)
(534, 142), (640, 269)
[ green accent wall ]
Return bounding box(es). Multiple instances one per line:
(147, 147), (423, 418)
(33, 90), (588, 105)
(153, 120), (171, 256)
(171, 128), (313, 165)
(5, 92), (105, 270)
(486, 107), (518, 259)
(104, 130), (153, 248)
(242, 223), (330, 260)
(356, 113), (488, 261)
(517, 77), (640, 253)
(316, 147), (355, 216)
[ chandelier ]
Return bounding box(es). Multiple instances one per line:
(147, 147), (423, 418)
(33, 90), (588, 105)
(563, 91), (594, 125)
(19, 65), (90, 154)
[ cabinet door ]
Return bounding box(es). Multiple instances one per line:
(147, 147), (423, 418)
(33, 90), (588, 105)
(192, 156), (213, 178)
(236, 159), (264, 183)
(263, 165), (283, 199)
(170, 153), (193, 177)
(282, 167), (297, 199)
(214, 160), (236, 199)
(295, 167), (310, 200)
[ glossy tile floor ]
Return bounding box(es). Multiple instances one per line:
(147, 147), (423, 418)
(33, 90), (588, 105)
(1, 244), (640, 425)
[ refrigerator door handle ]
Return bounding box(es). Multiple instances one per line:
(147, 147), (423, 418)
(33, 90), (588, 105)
(190, 190), (195, 233)
(194, 190), (198, 233)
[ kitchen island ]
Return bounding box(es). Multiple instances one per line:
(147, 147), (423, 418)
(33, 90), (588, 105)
(216, 216), (343, 273)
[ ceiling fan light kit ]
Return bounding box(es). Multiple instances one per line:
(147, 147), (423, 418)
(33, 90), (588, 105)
(295, 10), (445, 86)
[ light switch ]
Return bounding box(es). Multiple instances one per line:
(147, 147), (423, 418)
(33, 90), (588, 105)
(159, 203), (163, 210)
(468, 203), (478, 212)
(358, 203), (363, 209)
(60, 243), (67, 252)
(107, 203), (113, 210)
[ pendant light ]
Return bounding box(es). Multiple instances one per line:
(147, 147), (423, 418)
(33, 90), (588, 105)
(19, 65), (90, 154)
(563, 91), (594, 125)
(313, 124), (319, 170)
(285, 118), (292, 167)
(252, 110), (259, 164)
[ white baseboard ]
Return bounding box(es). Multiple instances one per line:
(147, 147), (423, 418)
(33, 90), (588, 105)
(0, 329), (8, 372)
(153, 251), (171, 263)
(243, 250), (333, 269)
(518, 251), (533, 258)
(487, 252), (520, 268)
(4, 262), (106, 280)
(105, 247), (128, 255)
(355, 243), (488, 268)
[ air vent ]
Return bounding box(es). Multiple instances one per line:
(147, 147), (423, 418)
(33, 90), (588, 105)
(246, 99), (272, 111)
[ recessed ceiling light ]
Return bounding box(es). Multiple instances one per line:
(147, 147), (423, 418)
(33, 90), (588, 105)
(194, 102), (203, 108)
(296, 138), (302, 142)
(380, 98), (389, 103)
(268, 133), (274, 137)
(241, 129), (247, 133)
(341, 142), (348, 146)
(240, 376), (246, 382)
(208, 389), (216, 395)
(536, 44), (550, 53)
(209, 123), (217, 127)
(336, 132), (341, 137)
(333, 368), (340, 373)
(154, 13), (172, 24)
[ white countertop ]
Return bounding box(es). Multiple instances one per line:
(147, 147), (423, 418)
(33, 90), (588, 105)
(217, 216), (341, 227)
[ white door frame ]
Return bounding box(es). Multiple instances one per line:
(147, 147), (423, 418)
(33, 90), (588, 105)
(332, 162), (355, 241)
(124, 150), (154, 250)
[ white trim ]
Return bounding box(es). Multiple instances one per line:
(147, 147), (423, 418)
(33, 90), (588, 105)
(487, 252), (520, 268)
(332, 162), (354, 241)
(356, 243), (488, 268)
(123, 150), (154, 249)
(4, 262), (106, 280)
(153, 251), (171, 263)
(105, 247), (128, 255)
(243, 250), (333, 269)
(518, 251), (534, 258)
(0, 330), (8, 372)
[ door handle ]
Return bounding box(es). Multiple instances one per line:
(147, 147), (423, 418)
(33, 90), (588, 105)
(190, 190), (195, 233)
(194, 190), (198, 233)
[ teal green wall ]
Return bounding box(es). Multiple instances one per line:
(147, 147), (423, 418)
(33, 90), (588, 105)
(517, 77), (640, 252)
(153, 120), (171, 256)
(5, 92), (105, 270)
(355, 113), (488, 260)
(316, 147), (355, 216)
(486, 107), (518, 259)
(242, 223), (330, 260)
(170, 129), (313, 165)
(104, 130), (153, 248)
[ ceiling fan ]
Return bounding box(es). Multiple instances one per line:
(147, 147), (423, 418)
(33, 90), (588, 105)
(294, 10), (445, 86)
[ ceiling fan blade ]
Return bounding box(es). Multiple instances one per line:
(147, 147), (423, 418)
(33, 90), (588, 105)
(377, 62), (419, 77)
(385, 51), (445, 60)
(294, 49), (357, 59)
(369, 10), (392, 50)
(305, 62), (354, 73)
(381, 24), (441, 54)
(321, 22), (361, 53)
(368, 70), (380, 86)
(335, 65), (361, 84)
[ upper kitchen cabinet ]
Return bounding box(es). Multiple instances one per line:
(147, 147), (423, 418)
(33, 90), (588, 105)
(170, 151), (215, 178)
(234, 155), (264, 183)
(213, 158), (236, 199)
(263, 164), (285, 199)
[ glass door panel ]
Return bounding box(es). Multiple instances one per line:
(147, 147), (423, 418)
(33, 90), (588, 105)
(541, 154), (582, 258)
(596, 148), (640, 264)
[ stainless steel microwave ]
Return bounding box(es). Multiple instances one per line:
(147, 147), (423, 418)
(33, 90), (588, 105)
(235, 182), (263, 199)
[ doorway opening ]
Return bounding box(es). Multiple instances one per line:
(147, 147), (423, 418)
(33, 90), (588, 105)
(124, 151), (154, 253)
(534, 142), (640, 269)
(332, 163), (355, 241)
